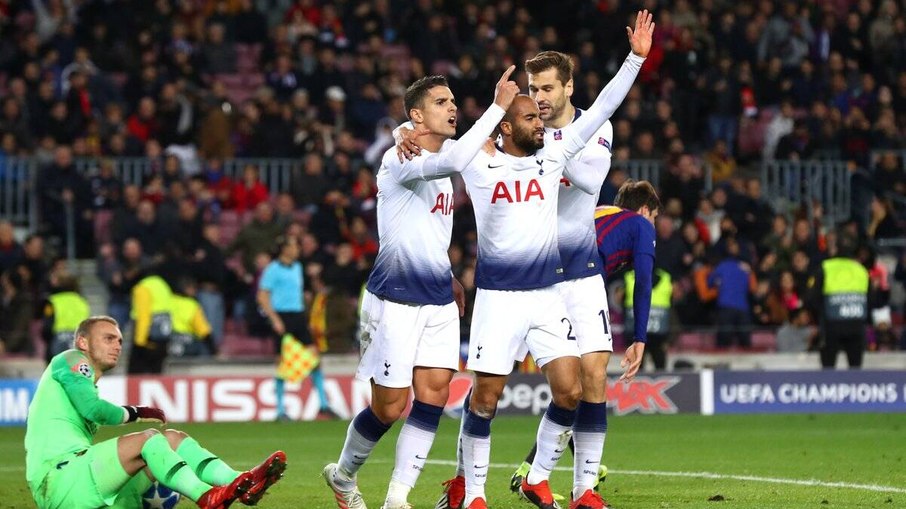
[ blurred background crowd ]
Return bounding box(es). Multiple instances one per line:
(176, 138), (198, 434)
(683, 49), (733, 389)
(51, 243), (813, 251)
(1, 0), (905, 368)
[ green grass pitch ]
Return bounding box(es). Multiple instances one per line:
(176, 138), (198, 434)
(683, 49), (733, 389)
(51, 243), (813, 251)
(1, 413), (904, 508)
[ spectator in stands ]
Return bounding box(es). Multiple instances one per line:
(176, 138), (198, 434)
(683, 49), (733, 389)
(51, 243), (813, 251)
(156, 83), (195, 148)
(867, 195), (903, 241)
(172, 198), (204, 254)
(775, 120), (816, 161)
(763, 100), (795, 161)
(776, 307), (817, 353)
(291, 153), (330, 212)
(704, 55), (741, 152)
(131, 200), (168, 258)
(874, 153), (906, 195)
(227, 201), (283, 275)
(654, 214), (688, 279)
(194, 223), (227, 351)
(708, 236), (755, 348)
(320, 243), (364, 350)
(0, 220), (23, 274)
(38, 145), (94, 257)
(865, 247), (896, 351)
(88, 158), (122, 211)
(0, 269), (34, 355)
(231, 164), (270, 213)
(704, 139), (736, 183)
(126, 97), (159, 144)
(18, 234), (48, 304)
(200, 23), (237, 74)
(234, 0), (269, 44)
(98, 238), (149, 332)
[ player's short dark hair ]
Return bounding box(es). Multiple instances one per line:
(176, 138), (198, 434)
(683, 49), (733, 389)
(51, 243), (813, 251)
(404, 75), (449, 120)
(74, 316), (119, 347)
(614, 179), (660, 213)
(525, 51), (574, 85)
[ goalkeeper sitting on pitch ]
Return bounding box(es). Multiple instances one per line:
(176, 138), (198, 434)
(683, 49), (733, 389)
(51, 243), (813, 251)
(24, 315), (287, 509)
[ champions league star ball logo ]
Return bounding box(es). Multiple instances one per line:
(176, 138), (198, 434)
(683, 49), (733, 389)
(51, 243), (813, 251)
(72, 362), (92, 378)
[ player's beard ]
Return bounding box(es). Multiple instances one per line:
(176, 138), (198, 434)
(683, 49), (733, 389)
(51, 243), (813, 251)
(546, 96), (566, 122)
(512, 126), (544, 154)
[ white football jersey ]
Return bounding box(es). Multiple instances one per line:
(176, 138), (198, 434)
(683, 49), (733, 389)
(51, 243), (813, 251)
(462, 51), (643, 291)
(366, 147), (457, 305)
(366, 104), (506, 305)
(550, 116), (613, 280)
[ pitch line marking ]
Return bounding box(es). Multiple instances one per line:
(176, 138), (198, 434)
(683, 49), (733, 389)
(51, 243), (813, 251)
(420, 459), (906, 495)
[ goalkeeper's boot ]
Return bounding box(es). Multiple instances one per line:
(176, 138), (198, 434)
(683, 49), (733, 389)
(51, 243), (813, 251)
(323, 463), (368, 509)
(509, 461), (531, 493)
(435, 476), (465, 509)
(241, 450), (287, 505)
(569, 489), (610, 509)
(197, 472), (253, 509)
(519, 478), (561, 509)
(593, 465), (608, 493)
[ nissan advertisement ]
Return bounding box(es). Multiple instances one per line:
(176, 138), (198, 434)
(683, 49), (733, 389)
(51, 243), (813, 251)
(3, 370), (906, 425)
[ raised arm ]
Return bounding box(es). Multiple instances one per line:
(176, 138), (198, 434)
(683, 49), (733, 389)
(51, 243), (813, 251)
(558, 10), (654, 161)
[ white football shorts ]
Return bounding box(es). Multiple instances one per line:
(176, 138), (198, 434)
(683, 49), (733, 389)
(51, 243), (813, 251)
(467, 286), (579, 375)
(355, 290), (460, 388)
(555, 275), (613, 355)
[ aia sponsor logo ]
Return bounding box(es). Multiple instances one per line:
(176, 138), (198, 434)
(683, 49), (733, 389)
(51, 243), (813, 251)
(491, 179), (544, 204)
(607, 376), (680, 415)
(430, 193), (454, 215)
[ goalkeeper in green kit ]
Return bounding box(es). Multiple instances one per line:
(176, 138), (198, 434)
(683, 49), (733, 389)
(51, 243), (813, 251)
(25, 315), (286, 509)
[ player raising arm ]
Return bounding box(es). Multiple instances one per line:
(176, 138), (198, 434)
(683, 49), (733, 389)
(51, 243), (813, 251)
(24, 316), (285, 509)
(322, 66), (519, 509)
(432, 10), (654, 509)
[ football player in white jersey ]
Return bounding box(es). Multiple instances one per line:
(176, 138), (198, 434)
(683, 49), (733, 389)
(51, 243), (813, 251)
(429, 11), (654, 509)
(323, 67), (520, 509)
(505, 48), (648, 509)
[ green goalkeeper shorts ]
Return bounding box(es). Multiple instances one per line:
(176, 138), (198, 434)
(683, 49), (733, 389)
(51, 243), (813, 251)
(33, 437), (151, 508)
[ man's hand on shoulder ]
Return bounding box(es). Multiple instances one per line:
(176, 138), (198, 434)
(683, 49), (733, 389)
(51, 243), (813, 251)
(395, 126), (426, 162)
(123, 405), (167, 424)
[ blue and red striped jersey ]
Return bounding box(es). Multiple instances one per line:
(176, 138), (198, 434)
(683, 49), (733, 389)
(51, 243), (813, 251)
(594, 205), (657, 342)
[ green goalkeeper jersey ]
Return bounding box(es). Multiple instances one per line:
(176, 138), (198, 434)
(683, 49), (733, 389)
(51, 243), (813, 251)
(24, 349), (126, 491)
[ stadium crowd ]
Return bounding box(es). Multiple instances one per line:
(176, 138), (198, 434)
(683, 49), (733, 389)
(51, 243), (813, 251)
(1, 0), (906, 361)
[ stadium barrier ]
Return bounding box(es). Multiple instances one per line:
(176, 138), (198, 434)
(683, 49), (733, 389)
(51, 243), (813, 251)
(761, 160), (851, 225)
(1, 157), (706, 230)
(3, 370), (905, 425)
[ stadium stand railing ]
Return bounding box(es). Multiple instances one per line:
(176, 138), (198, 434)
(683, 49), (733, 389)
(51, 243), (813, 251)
(1, 157), (704, 229)
(761, 160), (851, 226)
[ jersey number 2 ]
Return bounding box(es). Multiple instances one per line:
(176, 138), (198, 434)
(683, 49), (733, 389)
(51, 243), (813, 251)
(561, 318), (576, 341)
